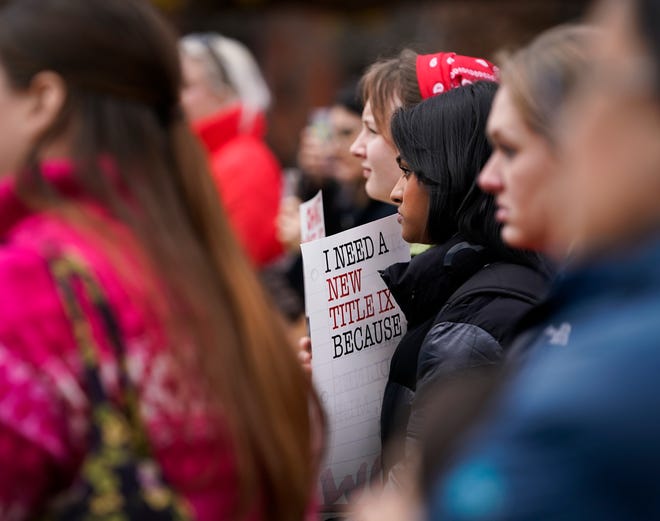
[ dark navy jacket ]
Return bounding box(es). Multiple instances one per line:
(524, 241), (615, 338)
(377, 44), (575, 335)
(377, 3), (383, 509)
(430, 236), (660, 521)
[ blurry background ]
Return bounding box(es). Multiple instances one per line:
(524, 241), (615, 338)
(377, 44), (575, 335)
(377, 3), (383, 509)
(154, 0), (589, 166)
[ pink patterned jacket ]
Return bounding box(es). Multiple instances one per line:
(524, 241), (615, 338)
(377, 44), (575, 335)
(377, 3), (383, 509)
(0, 161), (255, 520)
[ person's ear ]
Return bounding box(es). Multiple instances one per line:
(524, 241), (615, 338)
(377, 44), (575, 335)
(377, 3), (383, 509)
(25, 71), (67, 137)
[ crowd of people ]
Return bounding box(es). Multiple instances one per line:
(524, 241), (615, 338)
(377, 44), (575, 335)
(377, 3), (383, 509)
(0, 0), (659, 520)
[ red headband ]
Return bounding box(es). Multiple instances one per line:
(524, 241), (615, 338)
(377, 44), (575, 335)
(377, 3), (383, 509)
(416, 52), (499, 99)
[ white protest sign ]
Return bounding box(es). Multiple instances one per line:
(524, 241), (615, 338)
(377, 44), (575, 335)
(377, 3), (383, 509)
(299, 190), (325, 243)
(301, 214), (410, 511)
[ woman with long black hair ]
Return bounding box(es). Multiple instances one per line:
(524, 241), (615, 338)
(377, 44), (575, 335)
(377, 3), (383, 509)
(378, 81), (550, 484)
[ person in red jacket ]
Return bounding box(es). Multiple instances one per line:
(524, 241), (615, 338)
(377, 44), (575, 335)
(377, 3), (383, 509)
(180, 33), (284, 267)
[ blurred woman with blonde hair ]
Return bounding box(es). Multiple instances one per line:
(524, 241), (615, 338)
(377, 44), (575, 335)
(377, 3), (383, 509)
(429, 4), (660, 518)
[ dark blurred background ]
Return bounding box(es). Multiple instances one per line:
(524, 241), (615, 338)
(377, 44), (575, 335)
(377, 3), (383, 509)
(154, 0), (590, 166)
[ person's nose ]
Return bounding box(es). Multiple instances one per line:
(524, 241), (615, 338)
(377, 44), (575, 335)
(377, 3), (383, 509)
(390, 175), (405, 205)
(478, 153), (504, 194)
(350, 129), (366, 159)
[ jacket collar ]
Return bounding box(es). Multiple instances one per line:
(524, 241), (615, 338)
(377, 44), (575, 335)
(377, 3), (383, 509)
(380, 235), (493, 326)
(192, 103), (266, 152)
(516, 233), (660, 333)
(556, 234), (660, 305)
(0, 160), (79, 237)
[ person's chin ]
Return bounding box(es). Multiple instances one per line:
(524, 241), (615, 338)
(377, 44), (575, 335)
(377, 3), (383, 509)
(502, 225), (531, 250)
(401, 228), (416, 244)
(365, 181), (391, 204)
(501, 224), (519, 247)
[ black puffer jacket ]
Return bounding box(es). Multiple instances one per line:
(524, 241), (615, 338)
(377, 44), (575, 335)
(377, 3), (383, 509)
(379, 235), (549, 476)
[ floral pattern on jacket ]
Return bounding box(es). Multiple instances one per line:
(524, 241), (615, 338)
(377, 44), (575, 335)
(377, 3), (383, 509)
(0, 161), (256, 521)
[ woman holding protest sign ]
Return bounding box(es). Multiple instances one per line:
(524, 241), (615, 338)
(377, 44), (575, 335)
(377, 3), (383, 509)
(378, 81), (550, 485)
(277, 81), (395, 326)
(308, 50), (502, 380)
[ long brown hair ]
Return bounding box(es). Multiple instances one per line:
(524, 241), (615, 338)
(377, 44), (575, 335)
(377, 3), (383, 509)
(0, 0), (320, 519)
(359, 48), (422, 142)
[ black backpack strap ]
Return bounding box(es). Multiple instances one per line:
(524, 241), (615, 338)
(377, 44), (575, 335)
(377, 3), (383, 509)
(443, 262), (548, 310)
(49, 253), (151, 456)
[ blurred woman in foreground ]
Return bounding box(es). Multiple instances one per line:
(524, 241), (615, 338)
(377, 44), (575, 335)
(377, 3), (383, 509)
(428, 1), (660, 518)
(478, 24), (597, 257)
(0, 0), (320, 519)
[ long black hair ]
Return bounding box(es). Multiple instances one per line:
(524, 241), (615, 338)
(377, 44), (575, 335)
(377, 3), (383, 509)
(391, 81), (540, 266)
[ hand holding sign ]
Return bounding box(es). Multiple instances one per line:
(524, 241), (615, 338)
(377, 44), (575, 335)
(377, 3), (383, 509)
(301, 214), (410, 510)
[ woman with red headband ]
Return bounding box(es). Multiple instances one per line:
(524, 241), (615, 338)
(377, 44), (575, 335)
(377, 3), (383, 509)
(344, 51), (549, 521)
(350, 50), (499, 204)
(299, 52), (500, 370)
(348, 49), (550, 490)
